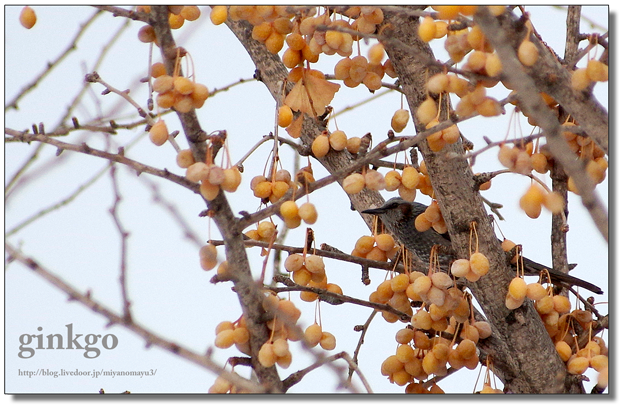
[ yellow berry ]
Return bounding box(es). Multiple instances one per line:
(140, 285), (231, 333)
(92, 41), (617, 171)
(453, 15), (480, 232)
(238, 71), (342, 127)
(329, 130), (348, 151)
(214, 329), (235, 348)
(220, 167), (242, 192)
(149, 120), (169, 146)
(19, 6), (37, 29)
(553, 295), (571, 314)
(364, 170), (385, 191)
(391, 109), (410, 133)
(257, 221), (276, 240)
(312, 134), (330, 158)
(186, 162), (210, 182)
(391, 273), (411, 293)
(416, 98), (437, 125)
(200, 181), (220, 201)
(555, 341), (573, 362)
(343, 173), (365, 194)
(191, 83), (210, 106)
(168, 13), (185, 29)
(400, 166), (420, 189)
(586, 59), (608, 82)
(320, 331), (337, 350)
(173, 76), (194, 95)
(567, 356), (589, 375)
(418, 16), (437, 42)
(383, 170), (402, 191)
(476, 97), (502, 117)
(426, 73), (449, 94)
(276, 105), (294, 128)
(305, 324), (323, 347)
(505, 293), (524, 310)
(485, 52), (502, 77)
(258, 343), (277, 367)
(519, 184), (545, 219)
(432, 5), (460, 19)
(526, 282), (548, 301)
(451, 258), (471, 278)
(181, 6), (201, 21)
(253, 181), (272, 199)
(518, 40), (539, 67)
(571, 68), (591, 91)
(414, 212), (433, 232)
(508, 277), (527, 301)
(173, 95), (194, 113)
(265, 31), (285, 53)
(176, 149), (195, 168)
(298, 202), (318, 224)
(469, 252), (489, 276)
(368, 43), (385, 65)
(280, 201), (299, 220)
(210, 6), (228, 25)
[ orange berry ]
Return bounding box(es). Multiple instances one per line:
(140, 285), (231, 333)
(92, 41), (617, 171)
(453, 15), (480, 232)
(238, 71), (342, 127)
(391, 109), (410, 133)
(149, 120), (169, 146)
(418, 16), (437, 42)
(518, 40), (539, 67)
(19, 6), (37, 29)
(586, 59), (608, 82)
(278, 105), (294, 127)
(571, 68), (591, 91)
(210, 6), (228, 25)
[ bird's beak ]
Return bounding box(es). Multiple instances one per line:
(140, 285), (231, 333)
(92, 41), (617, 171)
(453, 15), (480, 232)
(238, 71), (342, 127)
(361, 207), (386, 215)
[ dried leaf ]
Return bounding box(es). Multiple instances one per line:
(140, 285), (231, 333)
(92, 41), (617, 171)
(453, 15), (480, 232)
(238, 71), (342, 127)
(284, 80), (311, 115)
(285, 114), (304, 139)
(303, 72), (340, 116)
(283, 69), (340, 117)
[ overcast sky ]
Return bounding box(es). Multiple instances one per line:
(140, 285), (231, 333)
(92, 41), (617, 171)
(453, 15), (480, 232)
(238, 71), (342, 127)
(4, 5), (610, 400)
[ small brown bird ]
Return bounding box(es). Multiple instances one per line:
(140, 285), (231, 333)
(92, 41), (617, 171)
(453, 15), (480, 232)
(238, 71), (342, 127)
(362, 197), (603, 294)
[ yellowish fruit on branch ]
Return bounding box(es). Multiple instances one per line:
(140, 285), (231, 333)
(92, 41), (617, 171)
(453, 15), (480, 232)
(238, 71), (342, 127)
(469, 252), (489, 276)
(199, 243), (218, 271)
(416, 98), (438, 125)
(418, 16), (437, 42)
(343, 173), (365, 194)
(517, 39), (539, 67)
(450, 258), (471, 278)
(508, 277), (527, 301)
(586, 59), (608, 82)
(200, 181), (220, 201)
(311, 134), (330, 158)
(571, 68), (591, 91)
(149, 120), (169, 146)
(220, 167), (242, 192)
(20, 6), (37, 29)
(304, 324), (323, 347)
(298, 202), (318, 224)
(278, 105), (293, 127)
(210, 6), (228, 25)
(391, 109), (410, 133)
(519, 183), (546, 219)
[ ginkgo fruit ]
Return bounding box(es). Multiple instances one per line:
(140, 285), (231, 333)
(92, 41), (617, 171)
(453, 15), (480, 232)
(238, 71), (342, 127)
(391, 109), (410, 133)
(518, 39), (539, 67)
(149, 120), (169, 146)
(19, 6), (37, 29)
(298, 202), (318, 224)
(418, 16), (437, 42)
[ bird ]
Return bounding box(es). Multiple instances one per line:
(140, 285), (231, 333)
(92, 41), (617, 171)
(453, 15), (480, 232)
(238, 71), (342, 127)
(362, 197), (603, 295)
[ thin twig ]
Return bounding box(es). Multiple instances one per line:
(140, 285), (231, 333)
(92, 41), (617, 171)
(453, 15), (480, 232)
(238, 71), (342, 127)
(5, 10), (103, 111)
(5, 129), (199, 193)
(108, 159), (132, 322)
(4, 242), (266, 393)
